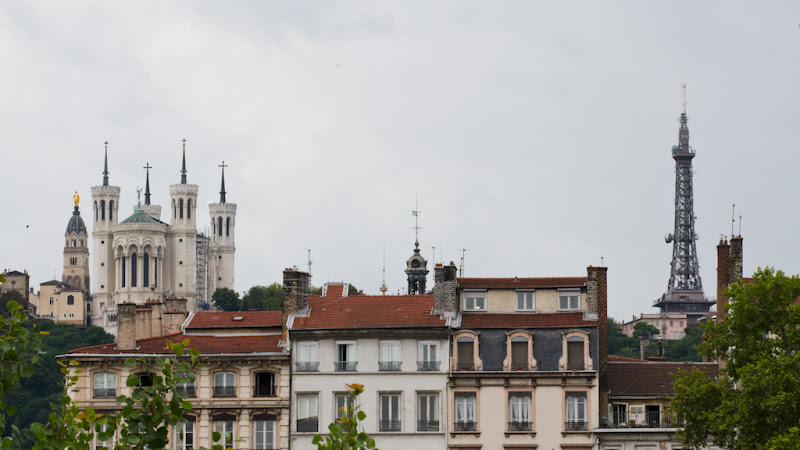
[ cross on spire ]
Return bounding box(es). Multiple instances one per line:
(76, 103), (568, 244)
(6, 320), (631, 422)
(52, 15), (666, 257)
(219, 161), (228, 203)
(180, 138), (187, 184)
(143, 162), (152, 205)
(102, 141), (109, 186)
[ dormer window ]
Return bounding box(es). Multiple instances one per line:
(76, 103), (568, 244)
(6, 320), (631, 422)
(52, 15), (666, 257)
(463, 291), (486, 311)
(558, 289), (580, 311)
(559, 330), (592, 371)
(452, 331), (482, 371)
(503, 330), (536, 371)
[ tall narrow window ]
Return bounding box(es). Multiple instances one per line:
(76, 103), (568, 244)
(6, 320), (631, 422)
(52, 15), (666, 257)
(252, 415), (275, 450)
(187, 199), (192, 219)
(143, 253), (149, 287)
(457, 338), (475, 370)
(379, 394), (401, 431)
(100, 200), (106, 221)
(212, 219), (216, 235)
(213, 371), (236, 397)
(130, 253), (137, 287)
(335, 392), (355, 421)
(296, 341), (319, 372)
(218, 217), (223, 236)
(253, 372), (276, 397)
(179, 199), (184, 219)
(567, 337), (585, 370)
(226, 217), (230, 237)
(417, 393), (439, 431)
(379, 341), (401, 371)
(94, 423), (116, 449)
(173, 200), (176, 219)
(121, 255), (126, 287)
(508, 393), (532, 431)
(511, 338), (528, 370)
(67, 295), (75, 305)
(94, 201), (98, 221)
(454, 392), (477, 431)
(93, 372), (116, 398)
(173, 418), (195, 450)
(109, 200), (114, 221)
(565, 392), (587, 431)
(418, 341), (439, 371)
(213, 416), (236, 449)
(335, 342), (356, 372)
(297, 394), (318, 432)
(154, 256), (158, 287)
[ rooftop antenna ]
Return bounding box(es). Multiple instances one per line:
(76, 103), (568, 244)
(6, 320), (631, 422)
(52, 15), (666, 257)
(731, 203), (735, 238)
(380, 246), (388, 295)
(307, 249), (313, 274)
(601, 255), (604, 267)
(460, 248), (467, 277)
(738, 215), (742, 236)
(681, 83), (687, 114)
(431, 246), (436, 266)
(411, 194), (421, 248)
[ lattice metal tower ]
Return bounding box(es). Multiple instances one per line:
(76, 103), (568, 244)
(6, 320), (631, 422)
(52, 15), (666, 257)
(654, 85), (714, 319)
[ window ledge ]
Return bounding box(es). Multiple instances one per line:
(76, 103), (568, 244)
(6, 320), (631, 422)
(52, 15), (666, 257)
(450, 431), (481, 437)
(560, 430), (591, 436)
(504, 431), (536, 437)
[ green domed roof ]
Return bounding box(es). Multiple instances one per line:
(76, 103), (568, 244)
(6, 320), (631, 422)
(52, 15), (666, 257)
(120, 209), (160, 224)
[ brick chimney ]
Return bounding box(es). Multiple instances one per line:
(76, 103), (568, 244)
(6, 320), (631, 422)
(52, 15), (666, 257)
(164, 297), (188, 334)
(730, 236), (743, 282)
(282, 268), (310, 339)
(587, 266), (608, 424)
(716, 238), (731, 322)
(116, 303), (137, 350)
(433, 262), (458, 314)
(135, 305), (153, 340)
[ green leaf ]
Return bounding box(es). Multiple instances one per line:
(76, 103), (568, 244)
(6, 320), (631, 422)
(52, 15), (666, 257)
(124, 358), (137, 368)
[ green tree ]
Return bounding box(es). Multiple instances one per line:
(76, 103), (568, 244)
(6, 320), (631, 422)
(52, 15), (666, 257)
(664, 324), (702, 362)
(0, 289), (26, 316)
(242, 284), (283, 310)
(671, 268), (800, 450)
(211, 287), (241, 312)
(632, 321), (660, 339)
(312, 383), (377, 450)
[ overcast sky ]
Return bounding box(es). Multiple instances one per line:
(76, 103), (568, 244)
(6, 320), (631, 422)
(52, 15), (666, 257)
(1, 2), (799, 322)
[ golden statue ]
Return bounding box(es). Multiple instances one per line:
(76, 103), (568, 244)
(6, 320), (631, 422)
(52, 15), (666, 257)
(73, 191), (80, 207)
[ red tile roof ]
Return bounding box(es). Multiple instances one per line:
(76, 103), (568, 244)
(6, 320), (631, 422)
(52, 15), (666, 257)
(68, 333), (284, 355)
(323, 284), (345, 297)
(186, 311), (283, 329)
(607, 361), (718, 397)
(459, 312), (596, 328)
(292, 295), (446, 329)
(458, 277), (587, 289)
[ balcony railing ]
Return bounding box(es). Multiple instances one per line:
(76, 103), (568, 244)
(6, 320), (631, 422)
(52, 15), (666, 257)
(565, 421), (588, 432)
(417, 420), (439, 432)
(379, 420), (401, 432)
(296, 418), (318, 433)
(174, 385), (196, 397)
(602, 411), (682, 429)
(93, 388), (117, 398)
(253, 384), (277, 397)
(508, 421), (532, 432)
(456, 363), (475, 371)
(417, 361), (440, 371)
(296, 362), (319, 372)
(379, 361), (401, 371)
(334, 361), (357, 372)
(454, 421), (477, 432)
(213, 386), (236, 397)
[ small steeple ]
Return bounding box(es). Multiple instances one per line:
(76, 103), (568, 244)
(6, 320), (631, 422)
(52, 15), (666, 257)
(180, 138), (187, 184)
(219, 161), (228, 203)
(102, 141), (109, 186)
(143, 162), (152, 205)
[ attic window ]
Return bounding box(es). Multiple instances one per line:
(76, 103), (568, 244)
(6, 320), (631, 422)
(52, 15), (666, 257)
(233, 316), (244, 321)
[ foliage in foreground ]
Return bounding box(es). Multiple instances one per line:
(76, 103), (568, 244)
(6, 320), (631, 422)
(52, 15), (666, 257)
(671, 267), (800, 450)
(313, 383), (377, 450)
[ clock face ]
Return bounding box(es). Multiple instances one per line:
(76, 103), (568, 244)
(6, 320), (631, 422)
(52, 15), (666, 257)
(411, 260), (421, 268)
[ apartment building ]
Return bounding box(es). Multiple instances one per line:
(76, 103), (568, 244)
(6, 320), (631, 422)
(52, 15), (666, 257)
(284, 271), (451, 450)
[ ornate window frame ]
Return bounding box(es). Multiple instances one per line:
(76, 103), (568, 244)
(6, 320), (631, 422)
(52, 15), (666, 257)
(503, 330), (536, 371)
(558, 329), (592, 371)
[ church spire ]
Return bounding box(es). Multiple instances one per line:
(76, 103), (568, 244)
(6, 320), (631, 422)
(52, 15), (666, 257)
(180, 138), (187, 184)
(102, 141), (109, 186)
(219, 161), (228, 203)
(143, 162), (152, 205)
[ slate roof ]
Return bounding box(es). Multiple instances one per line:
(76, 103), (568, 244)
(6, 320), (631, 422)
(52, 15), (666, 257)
(66, 207), (87, 235)
(458, 277), (587, 289)
(68, 333), (284, 355)
(2, 270), (26, 276)
(40, 280), (61, 286)
(607, 361), (718, 397)
(459, 312), (596, 328)
(292, 294), (446, 329)
(186, 311), (283, 329)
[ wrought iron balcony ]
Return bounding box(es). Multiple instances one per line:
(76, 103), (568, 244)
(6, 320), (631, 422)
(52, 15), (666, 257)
(253, 384), (276, 397)
(508, 421), (532, 432)
(334, 361), (357, 372)
(93, 388), (116, 398)
(379, 361), (401, 371)
(174, 385), (196, 397)
(417, 361), (440, 371)
(213, 386), (236, 397)
(379, 420), (401, 432)
(296, 418), (318, 433)
(296, 362), (319, 372)
(417, 420), (439, 432)
(454, 421), (477, 432)
(602, 411), (682, 429)
(565, 421), (588, 432)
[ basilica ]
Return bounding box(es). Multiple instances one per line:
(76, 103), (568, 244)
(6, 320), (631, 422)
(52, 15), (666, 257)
(86, 142), (237, 336)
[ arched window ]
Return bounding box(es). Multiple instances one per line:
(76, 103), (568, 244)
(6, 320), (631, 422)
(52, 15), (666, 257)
(212, 219), (215, 235)
(67, 295), (75, 305)
(153, 256), (158, 288)
(452, 330), (482, 371)
(504, 330), (535, 371)
(143, 253), (150, 287)
(218, 217), (223, 237)
(559, 330), (591, 371)
(79, 239), (83, 247)
(253, 371), (276, 397)
(130, 253), (138, 287)
(179, 199), (184, 219)
(100, 200), (106, 221)
(172, 200), (176, 219)
(187, 199), (192, 219)
(121, 255), (126, 287)
(109, 200), (114, 221)
(226, 217), (230, 237)
(94, 201), (98, 221)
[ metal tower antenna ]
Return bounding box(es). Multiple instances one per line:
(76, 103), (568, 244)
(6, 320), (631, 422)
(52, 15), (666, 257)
(307, 249), (313, 274)
(731, 203), (736, 238)
(411, 195), (421, 247)
(738, 215), (742, 236)
(431, 246), (436, 267)
(460, 248), (467, 277)
(656, 84), (711, 318)
(380, 246), (388, 295)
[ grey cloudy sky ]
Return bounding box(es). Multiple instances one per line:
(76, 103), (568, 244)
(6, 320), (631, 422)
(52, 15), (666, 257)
(2, 2), (799, 321)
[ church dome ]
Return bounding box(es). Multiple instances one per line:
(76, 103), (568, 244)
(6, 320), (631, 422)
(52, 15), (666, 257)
(65, 206), (87, 235)
(120, 209), (161, 224)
